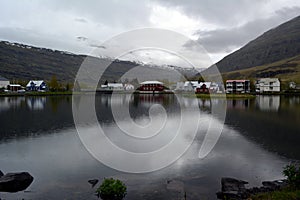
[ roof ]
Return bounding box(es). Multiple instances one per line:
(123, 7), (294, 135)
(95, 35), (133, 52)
(0, 76), (9, 81)
(257, 78), (279, 82)
(226, 80), (249, 82)
(107, 83), (123, 87)
(26, 80), (45, 87)
(8, 84), (21, 87)
(184, 81), (212, 88)
(140, 81), (163, 85)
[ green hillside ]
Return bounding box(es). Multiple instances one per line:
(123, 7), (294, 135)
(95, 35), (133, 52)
(221, 54), (300, 89)
(208, 15), (300, 73)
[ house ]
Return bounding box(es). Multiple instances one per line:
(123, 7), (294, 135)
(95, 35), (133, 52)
(124, 83), (134, 91)
(226, 80), (250, 94)
(176, 81), (218, 93)
(184, 81), (196, 91)
(289, 82), (297, 89)
(139, 81), (164, 93)
(175, 82), (185, 91)
(196, 83), (209, 93)
(289, 82), (300, 90)
(0, 76), (10, 89)
(255, 78), (280, 93)
(26, 80), (47, 91)
(100, 83), (124, 91)
(7, 84), (22, 92)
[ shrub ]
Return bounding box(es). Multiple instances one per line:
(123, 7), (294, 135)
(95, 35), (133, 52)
(283, 163), (300, 188)
(96, 178), (127, 200)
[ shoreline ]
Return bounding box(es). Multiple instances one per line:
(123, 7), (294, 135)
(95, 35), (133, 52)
(0, 91), (300, 98)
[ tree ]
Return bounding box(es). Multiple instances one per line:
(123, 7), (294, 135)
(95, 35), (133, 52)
(73, 80), (81, 92)
(283, 164), (300, 189)
(96, 178), (127, 200)
(198, 76), (204, 83)
(49, 75), (59, 91)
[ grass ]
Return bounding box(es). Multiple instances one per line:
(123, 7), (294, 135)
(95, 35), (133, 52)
(251, 188), (300, 200)
(0, 91), (73, 96)
(183, 93), (256, 99)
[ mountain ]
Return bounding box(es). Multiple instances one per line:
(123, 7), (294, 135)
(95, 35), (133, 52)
(210, 15), (300, 73)
(221, 54), (300, 87)
(0, 41), (198, 84)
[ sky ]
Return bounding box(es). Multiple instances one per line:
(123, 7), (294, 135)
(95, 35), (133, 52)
(0, 0), (299, 68)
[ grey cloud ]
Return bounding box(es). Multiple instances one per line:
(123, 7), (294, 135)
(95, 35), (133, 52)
(153, 0), (270, 26)
(185, 6), (300, 53)
(39, 0), (152, 28)
(89, 44), (106, 49)
(75, 18), (88, 23)
(77, 36), (88, 41)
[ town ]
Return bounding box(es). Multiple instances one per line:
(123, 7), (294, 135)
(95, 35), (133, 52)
(1, 75), (299, 94)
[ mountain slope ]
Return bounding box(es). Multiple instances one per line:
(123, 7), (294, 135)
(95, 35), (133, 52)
(0, 41), (198, 84)
(222, 54), (300, 86)
(212, 15), (300, 73)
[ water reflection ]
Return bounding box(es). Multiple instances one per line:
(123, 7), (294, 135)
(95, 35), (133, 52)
(256, 95), (280, 111)
(227, 99), (250, 110)
(27, 97), (46, 110)
(0, 97), (26, 112)
(0, 94), (299, 199)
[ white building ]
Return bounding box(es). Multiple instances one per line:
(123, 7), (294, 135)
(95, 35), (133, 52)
(175, 81), (220, 92)
(100, 83), (124, 91)
(256, 78), (280, 93)
(124, 83), (134, 91)
(0, 76), (10, 89)
(226, 80), (250, 94)
(26, 80), (47, 91)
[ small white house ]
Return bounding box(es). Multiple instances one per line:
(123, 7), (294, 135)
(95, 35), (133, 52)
(0, 76), (10, 89)
(256, 78), (280, 93)
(124, 83), (134, 91)
(176, 81), (218, 92)
(26, 80), (47, 91)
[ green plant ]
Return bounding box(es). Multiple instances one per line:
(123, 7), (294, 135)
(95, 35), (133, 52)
(96, 178), (127, 200)
(283, 164), (300, 188)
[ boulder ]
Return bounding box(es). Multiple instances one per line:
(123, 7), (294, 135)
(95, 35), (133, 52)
(221, 177), (248, 192)
(217, 177), (249, 200)
(0, 172), (34, 192)
(262, 180), (288, 190)
(0, 171), (3, 177)
(88, 179), (99, 188)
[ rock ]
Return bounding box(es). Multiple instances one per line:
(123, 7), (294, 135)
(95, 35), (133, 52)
(0, 172), (34, 192)
(88, 179), (99, 188)
(0, 171), (3, 177)
(217, 177), (249, 200)
(221, 177), (248, 192)
(217, 178), (289, 199)
(262, 180), (288, 190)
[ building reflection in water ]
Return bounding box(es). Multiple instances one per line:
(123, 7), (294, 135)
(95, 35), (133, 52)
(256, 95), (280, 111)
(227, 99), (250, 110)
(27, 97), (46, 110)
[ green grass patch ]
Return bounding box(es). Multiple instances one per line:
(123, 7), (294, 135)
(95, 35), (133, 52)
(251, 188), (300, 200)
(183, 93), (256, 99)
(0, 91), (73, 97)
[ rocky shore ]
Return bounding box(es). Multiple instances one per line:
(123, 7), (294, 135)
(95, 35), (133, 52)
(216, 177), (288, 200)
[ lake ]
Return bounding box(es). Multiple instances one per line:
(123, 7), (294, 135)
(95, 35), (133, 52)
(0, 94), (299, 199)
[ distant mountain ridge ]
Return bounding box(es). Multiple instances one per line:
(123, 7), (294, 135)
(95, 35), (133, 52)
(211, 15), (300, 73)
(0, 41), (199, 83)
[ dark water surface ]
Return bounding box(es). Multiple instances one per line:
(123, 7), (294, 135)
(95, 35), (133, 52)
(0, 94), (299, 199)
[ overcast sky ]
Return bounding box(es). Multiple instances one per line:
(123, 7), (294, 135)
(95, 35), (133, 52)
(0, 0), (299, 68)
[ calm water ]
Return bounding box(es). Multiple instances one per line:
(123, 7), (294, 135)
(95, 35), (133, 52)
(0, 94), (299, 199)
